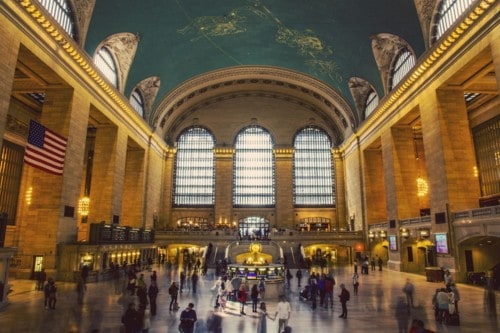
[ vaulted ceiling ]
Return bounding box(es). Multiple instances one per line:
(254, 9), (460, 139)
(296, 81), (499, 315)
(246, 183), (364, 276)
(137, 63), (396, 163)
(84, 0), (425, 114)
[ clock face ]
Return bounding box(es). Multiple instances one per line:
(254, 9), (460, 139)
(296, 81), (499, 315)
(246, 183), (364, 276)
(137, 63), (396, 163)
(251, 243), (261, 253)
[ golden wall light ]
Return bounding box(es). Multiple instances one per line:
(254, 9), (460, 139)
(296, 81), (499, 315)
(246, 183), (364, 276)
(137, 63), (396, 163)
(78, 196), (90, 216)
(419, 229), (430, 238)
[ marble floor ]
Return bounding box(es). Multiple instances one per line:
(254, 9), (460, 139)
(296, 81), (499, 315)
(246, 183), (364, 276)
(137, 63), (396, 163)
(0, 265), (498, 333)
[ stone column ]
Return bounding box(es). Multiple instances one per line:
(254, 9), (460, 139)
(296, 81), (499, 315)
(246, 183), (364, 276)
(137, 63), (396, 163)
(421, 90), (480, 215)
(333, 149), (347, 230)
(88, 126), (128, 225)
(121, 147), (145, 228)
(363, 148), (387, 224)
(214, 147), (234, 228)
(274, 148), (294, 229)
(159, 148), (175, 229)
(0, 19), (19, 149)
(16, 87), (88, 277)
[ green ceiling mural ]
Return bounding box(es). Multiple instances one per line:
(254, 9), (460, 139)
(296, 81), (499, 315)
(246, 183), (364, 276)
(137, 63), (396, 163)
(85, 0), (424, 109)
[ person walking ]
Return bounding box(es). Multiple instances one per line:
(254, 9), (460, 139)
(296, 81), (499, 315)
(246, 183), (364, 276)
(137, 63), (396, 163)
(237, 284), (248, 315)
(180, 271), (186, 293)
(257, 302), (275, 333)
(179, 302), (197, 333)
(47, 278), (57, 310)
(352, 272), (359, 296)
(435, 288), (450, 323)
(147, 280), (159, 316)
(258, 278), (266, 300)
(168, 281), (179, 311)
(285, 269), (293, 289)
(275, 295), (291, 333)
(43, 277), (52, 309)
(37, 268), (46, 291)
(295, 269), (302, 288)
(403, 278), (415, 311)
(76, 275), (86, 305)
(251, 284), (260, 312)
(191, 271), (199, 294)
(338, 283), (350, 318)
(230, 274), (241, 301)
(122, 302), (141, 333)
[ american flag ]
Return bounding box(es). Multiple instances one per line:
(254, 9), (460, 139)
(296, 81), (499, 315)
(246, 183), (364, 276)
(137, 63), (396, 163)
(24, 120), (67, 175)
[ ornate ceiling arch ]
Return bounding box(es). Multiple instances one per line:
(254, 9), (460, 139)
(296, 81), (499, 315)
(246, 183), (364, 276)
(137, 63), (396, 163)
(153, 66), (355, 146)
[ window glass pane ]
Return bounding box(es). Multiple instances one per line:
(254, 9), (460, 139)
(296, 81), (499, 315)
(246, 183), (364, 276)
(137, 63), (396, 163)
(233, 126), (275, 206)
(365, 91), (379, 117)
(434, 0), (475, 41)
(38, 0), (76, 39)
(130, 89), (145, 117)
(473, 116), (500, 197)
(174, 127), (215, 206)
(293, 127), (334, 206)
(390, 49), (416, 90)
(94, 47), (118, 88)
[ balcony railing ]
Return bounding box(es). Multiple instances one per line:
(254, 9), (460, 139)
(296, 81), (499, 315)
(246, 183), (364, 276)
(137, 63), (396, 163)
(453, 205), (500, 224)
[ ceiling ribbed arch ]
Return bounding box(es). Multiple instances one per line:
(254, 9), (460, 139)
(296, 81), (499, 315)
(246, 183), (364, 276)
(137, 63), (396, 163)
(153, 66), (355, 146)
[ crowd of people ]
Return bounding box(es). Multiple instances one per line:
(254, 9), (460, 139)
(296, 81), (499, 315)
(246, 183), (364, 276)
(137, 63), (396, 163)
(32, 254), (475, 333)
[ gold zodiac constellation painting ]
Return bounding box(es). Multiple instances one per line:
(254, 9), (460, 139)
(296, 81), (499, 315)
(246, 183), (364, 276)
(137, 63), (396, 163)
(177, 0), (342, 84)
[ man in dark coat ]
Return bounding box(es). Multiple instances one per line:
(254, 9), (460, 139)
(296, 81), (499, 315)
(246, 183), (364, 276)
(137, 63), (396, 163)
(180, 302), (197, 333)
(338, 283), (350, 318)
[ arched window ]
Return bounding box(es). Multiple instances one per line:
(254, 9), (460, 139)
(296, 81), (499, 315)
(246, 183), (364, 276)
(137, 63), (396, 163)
(432, 0), (475, 43)
(94, 47), (118, 88)
(365, 90), (379, 117)
(173, 127), (215, 206)
(130, 89), (145, 117)
(233, 126), (275, 207)
(293, 127), (334, 206)
(389, 49), (416, 90)
(38, 0), (77, 39)
(238, 216), (270, 239)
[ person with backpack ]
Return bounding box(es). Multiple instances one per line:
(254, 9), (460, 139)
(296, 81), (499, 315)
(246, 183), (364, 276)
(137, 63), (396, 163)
(338, 283), (350, 318)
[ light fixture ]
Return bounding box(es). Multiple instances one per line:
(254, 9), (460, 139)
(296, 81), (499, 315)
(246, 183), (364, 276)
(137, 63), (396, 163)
(379, 230), (387, 239)
(417, 177), (429, 197)
(401, 228), (410, 238)
(419, 229), (430, 238)
(78, 196), (90, 216)
(413, 126), (428, 197)
(369, 231), (375, 240)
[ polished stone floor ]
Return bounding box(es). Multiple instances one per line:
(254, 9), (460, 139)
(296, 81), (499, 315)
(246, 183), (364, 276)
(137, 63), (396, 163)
(0, 264), (498, 333)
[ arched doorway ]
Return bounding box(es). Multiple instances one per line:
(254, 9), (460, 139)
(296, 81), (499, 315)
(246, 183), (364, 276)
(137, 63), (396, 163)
(239, 216), (270, 240)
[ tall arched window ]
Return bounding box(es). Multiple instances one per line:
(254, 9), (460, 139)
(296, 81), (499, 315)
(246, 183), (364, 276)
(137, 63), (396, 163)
(293, 127), (334, 206)
(38, 0), (77, 40)
(233, 126), (275, 207)
(173, 127), (215, 206)
(389, 49), (416, 90)
(432, 0), (475, 43)
(365, 90), (379, 117)
(130, 89), (145, 117)
(94, 47), (118, 88)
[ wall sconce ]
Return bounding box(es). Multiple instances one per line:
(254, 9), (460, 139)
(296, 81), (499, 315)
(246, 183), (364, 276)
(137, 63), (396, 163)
(379, 230), (387, 239)
(419, 229), (430, 238)
(401, 228), (410, 238)
(368, 231), (375, 240)
(78, 196), (90, 217)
